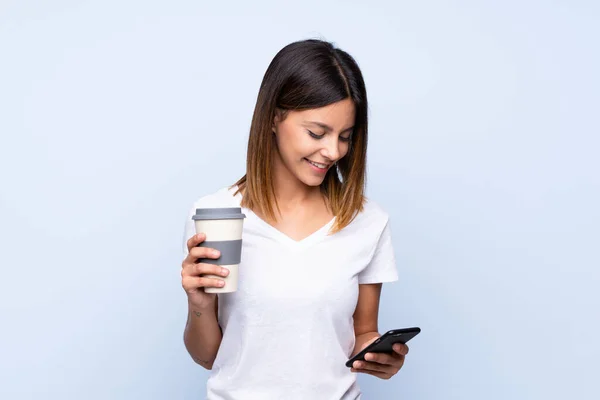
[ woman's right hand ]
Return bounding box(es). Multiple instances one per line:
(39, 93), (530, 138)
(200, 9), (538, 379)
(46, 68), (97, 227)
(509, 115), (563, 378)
(181, 233), (229, 311)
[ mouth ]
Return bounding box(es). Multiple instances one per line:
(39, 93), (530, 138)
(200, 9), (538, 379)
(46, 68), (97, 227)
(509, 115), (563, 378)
(304, 158), (331, 173)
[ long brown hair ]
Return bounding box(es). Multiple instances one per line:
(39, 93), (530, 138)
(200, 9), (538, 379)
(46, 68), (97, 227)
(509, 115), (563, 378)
(231, 39), (369, 234)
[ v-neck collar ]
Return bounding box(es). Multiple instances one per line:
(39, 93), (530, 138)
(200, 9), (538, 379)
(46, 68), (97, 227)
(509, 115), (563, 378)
(248, 209), (336, 249)
(232, 186), (336, 250)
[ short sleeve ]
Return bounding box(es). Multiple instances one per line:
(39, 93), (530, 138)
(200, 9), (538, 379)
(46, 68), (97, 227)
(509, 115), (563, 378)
(358, 218), (399, 284)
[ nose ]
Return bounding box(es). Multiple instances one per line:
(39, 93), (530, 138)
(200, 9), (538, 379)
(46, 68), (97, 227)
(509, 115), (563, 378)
(321, 135), (341, 162)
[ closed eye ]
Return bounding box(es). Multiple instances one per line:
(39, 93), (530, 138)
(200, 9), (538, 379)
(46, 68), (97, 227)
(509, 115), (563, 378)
(307, 130), (352, 142)
(307, 130), (324, 139)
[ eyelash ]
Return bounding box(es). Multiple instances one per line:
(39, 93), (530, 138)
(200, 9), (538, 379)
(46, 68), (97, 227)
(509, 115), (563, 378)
(307, 130), (351, 142)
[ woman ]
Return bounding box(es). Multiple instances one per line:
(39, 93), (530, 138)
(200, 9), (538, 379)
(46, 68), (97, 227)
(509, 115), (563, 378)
(180, 39), (409, 399)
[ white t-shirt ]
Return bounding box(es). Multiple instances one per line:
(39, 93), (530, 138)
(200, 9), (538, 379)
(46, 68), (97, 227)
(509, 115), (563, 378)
(182, 185), (399, 400)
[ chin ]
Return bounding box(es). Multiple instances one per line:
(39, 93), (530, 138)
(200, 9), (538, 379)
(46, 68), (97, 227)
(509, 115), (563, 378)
(302, 177), (325, 186)
(305, 180), (324, 187)
(297, 174), (325, 187)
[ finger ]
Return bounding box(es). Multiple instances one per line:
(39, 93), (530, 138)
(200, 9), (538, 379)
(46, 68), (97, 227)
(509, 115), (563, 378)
(393, 343), (409, 356)
(186, 233), (205, 253)
(350, 368), (391, 380)
(352, 360), (395, 375)
(186, 246), (221, 265)
(364, 352), (397, 366)
(366, 351), (405, 369)
(182, 263), (229, 278)
(181, 276), (225, 292)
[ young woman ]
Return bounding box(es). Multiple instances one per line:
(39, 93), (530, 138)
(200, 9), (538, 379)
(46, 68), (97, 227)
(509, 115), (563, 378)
(181, 39), (409, 399)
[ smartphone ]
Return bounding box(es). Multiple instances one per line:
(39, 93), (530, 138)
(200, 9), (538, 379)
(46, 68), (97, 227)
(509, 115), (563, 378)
(345, 327), (421, 368)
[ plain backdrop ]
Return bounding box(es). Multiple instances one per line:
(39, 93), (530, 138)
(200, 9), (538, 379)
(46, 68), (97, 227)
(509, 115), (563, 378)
(1, 1), (598, 399)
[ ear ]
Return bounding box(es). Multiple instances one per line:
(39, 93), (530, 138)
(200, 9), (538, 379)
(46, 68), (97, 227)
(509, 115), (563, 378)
(272, 108), (282, 134)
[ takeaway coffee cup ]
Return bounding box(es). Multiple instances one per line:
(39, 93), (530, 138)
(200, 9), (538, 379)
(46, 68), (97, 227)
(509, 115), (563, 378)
(192, 207), (246, 293)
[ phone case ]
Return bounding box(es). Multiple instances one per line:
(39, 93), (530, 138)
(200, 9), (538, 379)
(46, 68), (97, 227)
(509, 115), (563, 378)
(345, 327), (421, 368)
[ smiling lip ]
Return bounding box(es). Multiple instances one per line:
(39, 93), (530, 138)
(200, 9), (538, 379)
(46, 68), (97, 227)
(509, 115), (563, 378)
(305, 158), (330, 173)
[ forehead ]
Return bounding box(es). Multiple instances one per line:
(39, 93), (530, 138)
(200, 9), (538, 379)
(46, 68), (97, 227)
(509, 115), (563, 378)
(291, 98), (356, 128)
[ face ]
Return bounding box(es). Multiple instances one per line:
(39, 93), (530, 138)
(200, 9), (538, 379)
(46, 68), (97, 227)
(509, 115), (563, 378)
(272, 98), (356, 187)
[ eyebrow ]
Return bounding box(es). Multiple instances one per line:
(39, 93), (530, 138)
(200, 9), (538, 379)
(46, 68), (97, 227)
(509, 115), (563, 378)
(305, 121), (355, 133)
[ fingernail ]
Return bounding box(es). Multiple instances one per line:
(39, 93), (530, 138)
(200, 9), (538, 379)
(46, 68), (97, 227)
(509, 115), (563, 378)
(221, 267), (229, 276)
(213, 250), (220, 256)
(219, 280), (225, 286)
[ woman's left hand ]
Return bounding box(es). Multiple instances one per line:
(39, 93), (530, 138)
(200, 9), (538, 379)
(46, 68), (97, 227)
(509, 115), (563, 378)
(350, 337), (409, 380)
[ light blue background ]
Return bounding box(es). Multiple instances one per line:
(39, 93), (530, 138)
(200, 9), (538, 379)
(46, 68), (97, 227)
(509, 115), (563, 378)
(1, 1), (598, 399)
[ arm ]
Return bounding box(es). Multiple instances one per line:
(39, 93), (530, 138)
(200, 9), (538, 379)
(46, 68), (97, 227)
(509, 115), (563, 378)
(183, 295), (223, 370)
(181, 231), (229, 370)
(351, 283), (382, 357)
(351, 282), (409, 380)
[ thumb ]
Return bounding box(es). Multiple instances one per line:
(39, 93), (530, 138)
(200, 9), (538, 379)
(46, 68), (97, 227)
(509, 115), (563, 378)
(360, 335), (380, 351)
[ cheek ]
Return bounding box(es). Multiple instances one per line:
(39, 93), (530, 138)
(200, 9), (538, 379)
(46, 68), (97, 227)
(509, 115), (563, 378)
(339, 144), (350, 158)
(283, 132), (314, 159)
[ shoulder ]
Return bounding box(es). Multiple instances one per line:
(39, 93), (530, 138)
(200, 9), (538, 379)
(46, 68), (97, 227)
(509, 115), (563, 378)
(187, 185), (241, 211)
(358, 196), (390, 227)
(339, 196), (390, 237)
(362, 197), (389, 220)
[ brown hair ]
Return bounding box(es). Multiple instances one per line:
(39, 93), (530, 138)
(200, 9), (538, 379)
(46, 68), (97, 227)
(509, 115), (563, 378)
(230, 39), (369, 234)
